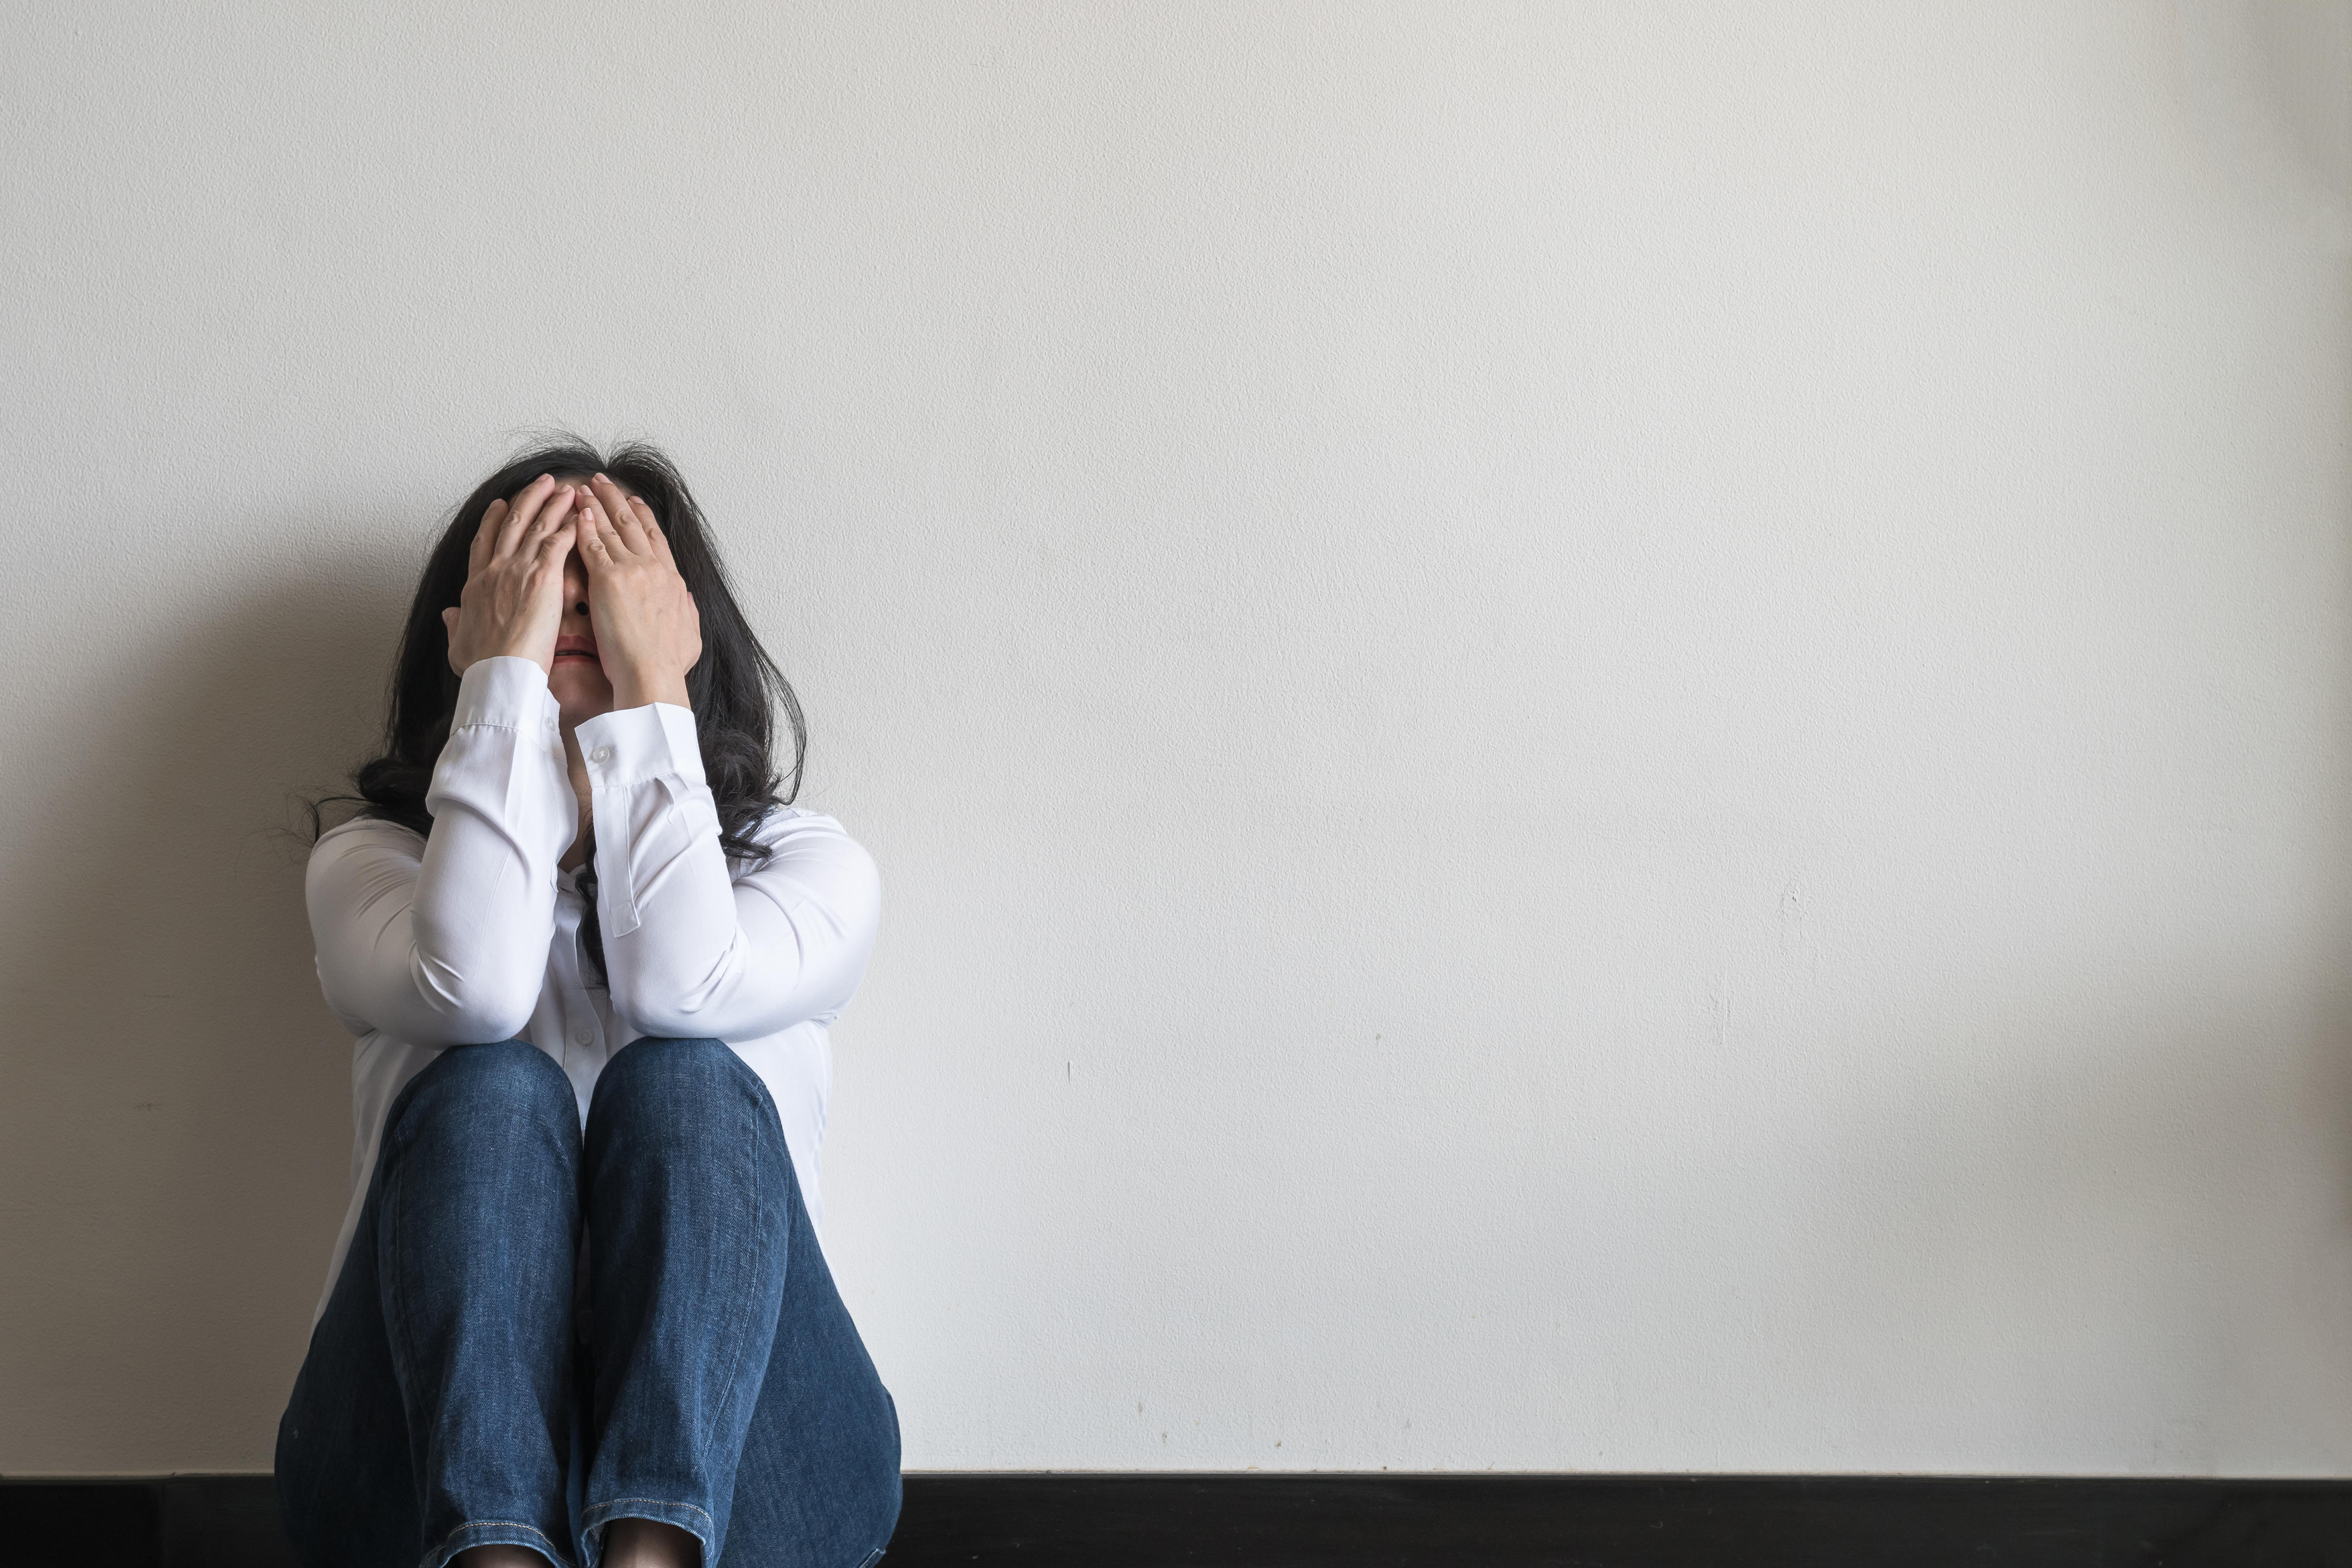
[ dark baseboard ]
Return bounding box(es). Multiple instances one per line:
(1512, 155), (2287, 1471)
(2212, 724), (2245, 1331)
(6, 1472), (2352, 1567)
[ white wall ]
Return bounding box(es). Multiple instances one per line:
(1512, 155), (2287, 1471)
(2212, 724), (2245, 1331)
(3, 1), (2349, 1477)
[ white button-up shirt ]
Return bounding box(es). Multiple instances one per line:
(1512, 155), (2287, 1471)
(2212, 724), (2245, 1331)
(303, 656), (880, 1323)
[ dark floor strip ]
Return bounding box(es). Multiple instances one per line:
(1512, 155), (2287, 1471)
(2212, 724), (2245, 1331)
(6, 1472), (2351, 1567)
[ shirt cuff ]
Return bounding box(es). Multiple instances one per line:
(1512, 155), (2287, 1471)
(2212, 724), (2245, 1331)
(573, 702), (705, 789)
(453, 656), (560, 735)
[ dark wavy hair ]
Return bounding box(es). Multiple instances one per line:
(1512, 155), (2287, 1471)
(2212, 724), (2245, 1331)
(323, 437), (804, 863)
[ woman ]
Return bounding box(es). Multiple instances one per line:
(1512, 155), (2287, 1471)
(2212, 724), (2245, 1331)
(278, 442), (900, 1568)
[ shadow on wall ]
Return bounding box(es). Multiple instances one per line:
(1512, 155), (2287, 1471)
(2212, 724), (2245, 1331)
(0, 531), (412, 1469)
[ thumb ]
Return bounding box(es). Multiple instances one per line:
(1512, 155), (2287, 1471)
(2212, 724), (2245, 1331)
(441, 606), (459, 637)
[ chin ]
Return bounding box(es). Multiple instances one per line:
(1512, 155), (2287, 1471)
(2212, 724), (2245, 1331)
(548, 662), (615, 717)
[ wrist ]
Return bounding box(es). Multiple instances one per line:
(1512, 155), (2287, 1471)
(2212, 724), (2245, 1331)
(485, 642), (554, 674)
(467, 649), (554, 677)
(610, 670), (690, 710)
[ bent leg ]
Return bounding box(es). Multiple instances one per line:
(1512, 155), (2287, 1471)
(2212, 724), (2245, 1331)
(581, 1037), (898, 1567)
(580, 1038), (793, 1563)
(278, 1041), (583, 1568)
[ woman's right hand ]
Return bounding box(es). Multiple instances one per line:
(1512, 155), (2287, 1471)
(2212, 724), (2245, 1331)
(441, 475), (579, 676)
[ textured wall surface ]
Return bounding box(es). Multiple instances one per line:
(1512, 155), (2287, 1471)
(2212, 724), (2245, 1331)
(3, 2), (2350, 1476)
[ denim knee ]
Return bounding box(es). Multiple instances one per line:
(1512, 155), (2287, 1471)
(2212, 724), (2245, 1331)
(396, 1039), (577, 1140)
(589, 1036), (761, 1127)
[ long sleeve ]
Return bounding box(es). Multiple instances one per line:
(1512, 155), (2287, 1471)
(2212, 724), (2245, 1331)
(575, 702), (880, 1043)
(306, 657), (576, 1046)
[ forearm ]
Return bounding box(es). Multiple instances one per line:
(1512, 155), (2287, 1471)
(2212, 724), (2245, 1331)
(579, 705), (878, 1040)
(415, 659), (573, 1029)
(312, 659), (573, 1044)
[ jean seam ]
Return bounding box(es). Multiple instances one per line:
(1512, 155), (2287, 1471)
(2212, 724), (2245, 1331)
(381, 1124), (425, 1424)
(379, 1063), (457, 1409)
(420, 1518), (577, 1568)
(588, 1496), (716, 1525)
(689, 1059), (772, 1477)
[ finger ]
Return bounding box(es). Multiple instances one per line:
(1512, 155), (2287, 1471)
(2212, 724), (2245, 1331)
(573, 511), (615, 575)
(533, 508), (574, 571)
(524, 530), (570, 619)
(583, 491), (634, 562)
(524, 483), (576, 548)
(440, 606), (464, 672)
(625, 494), (675, 564)
(496, 474), (558, 560)
(591, 475), (650, 555)
(470, 499), (507, 575)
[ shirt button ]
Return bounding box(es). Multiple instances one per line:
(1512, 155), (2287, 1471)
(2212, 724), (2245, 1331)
(574, 1026), (593, 1046)
(592, 746), (612, 763)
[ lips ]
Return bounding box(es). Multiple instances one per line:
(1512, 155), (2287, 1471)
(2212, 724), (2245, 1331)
(554, 636), (599, 663)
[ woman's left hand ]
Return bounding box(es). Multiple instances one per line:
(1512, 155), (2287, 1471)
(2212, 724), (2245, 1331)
(577, 474), (703, 710)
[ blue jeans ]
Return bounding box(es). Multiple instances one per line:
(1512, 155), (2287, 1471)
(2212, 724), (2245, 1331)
(276, 1038), (901, 1568)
